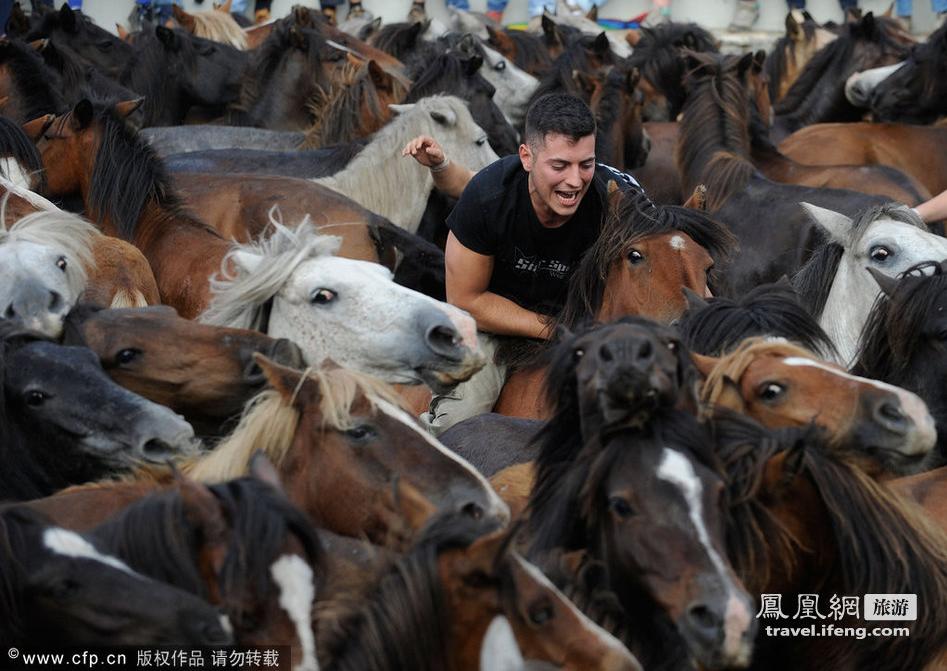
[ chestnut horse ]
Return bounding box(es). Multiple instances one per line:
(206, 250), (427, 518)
(493, 184), (733, 418)
(25, 357), (507, 547)
(693, 337), (936, 477)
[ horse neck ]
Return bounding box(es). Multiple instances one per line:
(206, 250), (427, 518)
(312, 117), (433, 233)
(818, 264), (873, 367)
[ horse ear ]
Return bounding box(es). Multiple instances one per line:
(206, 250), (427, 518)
(175, 472), (229, 546)
(592, 32), (610, 55)
(736, 52), (754, 79)
(28, 37), (48, 51)
(572, 69), (597, 98)
(230, 248), (265, 274)
(72, 98), (94, 130)
(255, 353), (318, 408)
(625, 28), (641, 47)
(407, 20), (425, 45)
(172, 5), (196, 33)
(248, 451), (287, 495)
(606, 179), (626, 216)
(541, 12), (561, 45)
(217, 0), (233, 12)
(367, 60), (393, 93)
(799, 202), (852, 244)
(690, 352), (719, 378)
(752, 49), (766, 72)
(114, 98), (144, 119)
(866, 266), (899, 297)
(682, 184), (707, 211)
(586, 4), (598, 22)
(785, 11), (802, 40)
(59, 2), (77, 32)
(21, 114), (55, 141)
(486, 24), (512, 51)
(461, 523), (516, 575)
(626, 66), (641, 90)
(459, 32), (479, 55)
(682, 286), (709, 311)
(461, 53), (484, 76)
(388, 103), (415, 116)
(882, 2), (894, 18)
(155, 25), (178, 48)
(115, 23), (129, 41)
(479, 616), (524, 671)
(802, 10), (815, 22)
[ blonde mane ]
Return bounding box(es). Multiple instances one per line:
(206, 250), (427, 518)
(199, 211), (342, 329)
(191, 10), (248, 49)
(181, 364), (404, 483)
(700, 337), (820, 412)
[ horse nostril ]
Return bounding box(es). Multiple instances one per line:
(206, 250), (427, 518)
(599, 343), (613, 362)
(48, 291), (62, 312)
(875, 400), (908, 432)
(4, 304), (15, 319)
(139, 439), (175, 462)
(686, 602), (722, 640)
(636, 340), (653, 361)
(460, 501), (484, 520)
(426, 324), (462, 358)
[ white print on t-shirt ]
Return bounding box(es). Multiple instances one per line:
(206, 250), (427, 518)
(513, 248), (570, 279)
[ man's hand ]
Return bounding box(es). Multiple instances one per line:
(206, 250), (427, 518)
(402, 135), (446, 169)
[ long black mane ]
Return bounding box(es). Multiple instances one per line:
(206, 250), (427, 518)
(0, 115), (47, 193)
(0, 38), (65, 122)
(791, 204), (924, 319)
(678, 280), (837, 358)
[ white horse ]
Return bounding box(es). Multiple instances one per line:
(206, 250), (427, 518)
(313, 94), (498, 233)
(463, 36), (538, 128)
(200, 216), (485, 392)
(0, 194), (95, 338)
(793, 203), (947, 366)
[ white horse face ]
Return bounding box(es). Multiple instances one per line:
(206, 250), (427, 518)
(479, 44), (539, 128)
(260, 255), (485, 392)
(0, 239), (81, 338)
(806, 203), (947, 365)
(844, 61), (906, 108)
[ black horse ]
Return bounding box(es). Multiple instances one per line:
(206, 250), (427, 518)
(871, 22), (947, 124)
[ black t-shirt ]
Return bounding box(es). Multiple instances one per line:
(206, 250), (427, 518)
(447, 154), (641, 316)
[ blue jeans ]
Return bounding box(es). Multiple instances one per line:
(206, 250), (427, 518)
(787, 0), (858, 9)
(896, 0), (947, 15)
(529, 0), (600, 16)
(446, 0), (509, 10)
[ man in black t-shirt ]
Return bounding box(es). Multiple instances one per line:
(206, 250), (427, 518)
(403, 93), (642, 435)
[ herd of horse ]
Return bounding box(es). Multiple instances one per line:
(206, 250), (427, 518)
(2, 1), (947, 669)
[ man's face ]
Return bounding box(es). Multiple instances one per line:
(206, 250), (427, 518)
(519, 132), (596, 224)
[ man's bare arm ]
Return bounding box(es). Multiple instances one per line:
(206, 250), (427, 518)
(446, 232), (550, 339)
(402, 135), (474, 199)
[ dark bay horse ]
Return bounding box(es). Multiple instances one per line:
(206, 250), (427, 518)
(25, 4), (132, 80)
(0, 506), (232, 647)
(871, 21), (947, 124)
(0, 324), (195, 502)
(677, 51), (886, 297)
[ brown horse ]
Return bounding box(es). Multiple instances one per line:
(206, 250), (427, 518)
(493, 184), (733, 418)
(25, 357), (508, 547)
(318, 515), (642, 671)
(716, 413), (947, 671)
(693, 337), (936, 477)
(779, 122), (947, 196)
(764, 11), (838, 103)
(61, 305), (304, 436)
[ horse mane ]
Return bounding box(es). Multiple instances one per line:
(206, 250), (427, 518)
(710, 410), (810, 594)
(775, 16), (908, 126)
(764, 20), (817, 102)
(303, 60), (408, 148)
(318, 512), (492, 671)
(200, 215), (341, 330)
(852, 260), (947, 382)
(801, 447), (947, 670)
(93, 476), (323, 628)
(190, 10), (247, 49)
(791, 204), (925, 318)
(0, 174), (60, 211)
(85, 98), (199, 240)
(405, 50), (495, 102)
(184, 364), (403, 483)
(678, 280), (837, 359)
(0, 506), (54, 643)
(500, 29), (552, 76)
(590, 65), (628, 158)
(530, 31), (612, 102)
(0, 38), (65, 121)
(557, 188), (735, 333)
(628, 22), (718, 117)
(0, 206), (96, 295)
(0, 115), (47, 193)
(370, 21), (438, 72)
(677, 51), (757, 211)
(699, 336), (822, 412)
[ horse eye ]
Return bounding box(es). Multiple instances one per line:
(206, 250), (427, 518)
(115, 348), (140, 365)
(25, 390), (48, 407)
(869, 246), (892, 262)
(758, 382), (786, 401)
(345, 425), (376, 441)
(627, 249), (645, 264)
(311, 288), (336, 305)
(56, 256), (67, 271)
(494, 60), (506, 71)
(573, 347), (585, 361)
(97, 40), (113, 51)
(608, 496), (634, 518)
(529, 603), (554, 626)
(475, 136), (487, 146)
(667, 341), (677, 352)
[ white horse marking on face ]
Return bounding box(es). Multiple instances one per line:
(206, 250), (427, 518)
(670, 235), (686, 250)
(44, 528), (135, 575)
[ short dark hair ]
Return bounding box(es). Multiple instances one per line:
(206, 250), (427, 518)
(523, 93), (596, 148)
